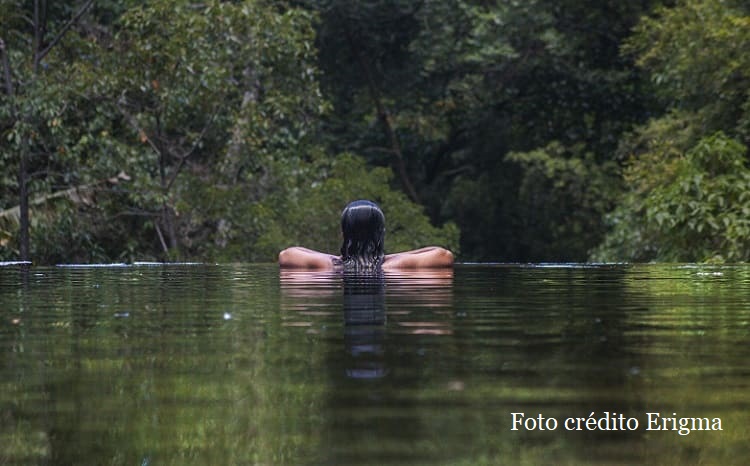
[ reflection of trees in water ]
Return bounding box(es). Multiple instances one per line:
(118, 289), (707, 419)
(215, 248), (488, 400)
(2, 265), (271, 465)
(323, 270), (456, 464)
(453, 265), (647, 456)
(12, 265), (743, 464)
(279, 268), (458, 464)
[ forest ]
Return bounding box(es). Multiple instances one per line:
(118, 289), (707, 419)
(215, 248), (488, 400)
(1, 0), (749, 264)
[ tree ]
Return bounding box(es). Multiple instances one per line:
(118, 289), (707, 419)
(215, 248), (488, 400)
(595, 0), (750, 262)
(2, 0), (456, 264)
(594, 131), (750, 262)
(97, 0), (327, 258)
(304, 0), (659, 261)
(623, 0), (750, 145)
(0, 0), (96, 261)
(298, 0), (425, 202)
(1, 1), (328, 262)
(505, 143), (620, 261)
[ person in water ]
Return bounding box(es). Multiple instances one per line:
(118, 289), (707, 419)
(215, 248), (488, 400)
(278, 200), (454, 270)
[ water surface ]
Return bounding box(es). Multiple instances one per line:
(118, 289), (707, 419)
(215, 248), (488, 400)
(1, 264), (748, 465)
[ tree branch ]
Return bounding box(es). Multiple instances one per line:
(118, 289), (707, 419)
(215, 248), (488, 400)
(165, 107), (220, 192)
(117, 96), (163, 159)
(154, 222), (169, 254)
(338, 10), (420, 203)
(33, 0), (41, 72)
(36, 0), (95, 64)
(0, 38), (15, 98)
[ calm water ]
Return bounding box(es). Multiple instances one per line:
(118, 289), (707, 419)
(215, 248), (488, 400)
(1, 263), (749, 465)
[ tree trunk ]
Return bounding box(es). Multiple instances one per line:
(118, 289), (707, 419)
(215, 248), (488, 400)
(1, 37), (30, 260)
(10, 0), (94, 262)
(157, 124), (178, 256)
(18, 146), (30, 261)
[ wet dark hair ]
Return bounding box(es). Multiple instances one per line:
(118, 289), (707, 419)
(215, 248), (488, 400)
(340, 200), (385, 271)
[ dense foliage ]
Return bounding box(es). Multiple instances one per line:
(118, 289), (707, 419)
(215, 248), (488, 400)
(594, 0), (750, 262)
(1, 0), (749, 263)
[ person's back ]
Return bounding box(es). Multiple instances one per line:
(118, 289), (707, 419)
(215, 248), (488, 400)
(278, 200), (453, 270)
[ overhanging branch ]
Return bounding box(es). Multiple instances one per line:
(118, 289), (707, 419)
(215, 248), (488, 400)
(36, 0), (95, 64)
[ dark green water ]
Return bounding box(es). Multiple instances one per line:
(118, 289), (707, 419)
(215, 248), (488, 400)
(1, 263), (749, 465)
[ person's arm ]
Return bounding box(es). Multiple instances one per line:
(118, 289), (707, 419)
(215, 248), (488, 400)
(278, 247), (338, 270)
(382, 246), (454, 270)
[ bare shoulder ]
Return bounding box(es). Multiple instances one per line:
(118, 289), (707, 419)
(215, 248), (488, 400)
(279, 247), (338, 270)
(382, 246), (454, 270)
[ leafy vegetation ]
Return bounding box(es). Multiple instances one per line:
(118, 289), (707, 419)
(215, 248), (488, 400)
(595, 0), (750, 262)
(1, 0), (749, 263)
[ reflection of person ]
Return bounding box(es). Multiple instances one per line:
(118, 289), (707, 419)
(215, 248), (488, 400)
(279, 200), (454, 271)
(343, 274), (386, 326)
(342, 274), (387, 379)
